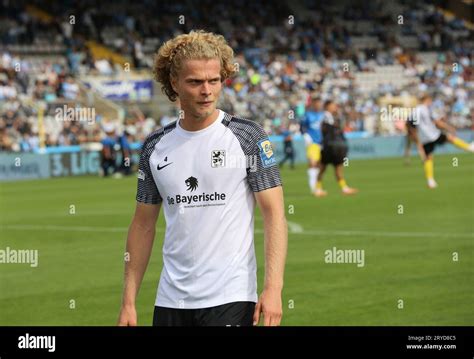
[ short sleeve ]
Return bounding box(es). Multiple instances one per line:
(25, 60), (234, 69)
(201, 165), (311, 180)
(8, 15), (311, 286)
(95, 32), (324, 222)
(247, 130), (282, 192)
(136, 135), (162, 204)
(227, 117), (282, 192)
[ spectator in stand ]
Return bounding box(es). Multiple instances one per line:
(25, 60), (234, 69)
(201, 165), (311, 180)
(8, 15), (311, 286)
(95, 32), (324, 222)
(278, 127), (295, 170)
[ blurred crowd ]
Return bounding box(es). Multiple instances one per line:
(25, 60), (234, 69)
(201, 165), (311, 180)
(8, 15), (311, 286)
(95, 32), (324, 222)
(0, 0), (472, 152)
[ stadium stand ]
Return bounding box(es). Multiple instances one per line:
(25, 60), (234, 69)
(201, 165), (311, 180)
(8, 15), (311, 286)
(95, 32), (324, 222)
(0, 0), (472, 153)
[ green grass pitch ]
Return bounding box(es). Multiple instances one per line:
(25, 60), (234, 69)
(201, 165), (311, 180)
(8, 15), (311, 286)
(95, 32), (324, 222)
(0, 153), (472, 325)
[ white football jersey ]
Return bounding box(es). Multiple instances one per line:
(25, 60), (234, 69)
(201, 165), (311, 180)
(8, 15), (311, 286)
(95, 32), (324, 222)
(416, 104), (442, 144)
(136, 109), (282, 309)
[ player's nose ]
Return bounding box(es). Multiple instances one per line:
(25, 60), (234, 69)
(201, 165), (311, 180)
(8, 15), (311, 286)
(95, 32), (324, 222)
(200, 82), (211, 96)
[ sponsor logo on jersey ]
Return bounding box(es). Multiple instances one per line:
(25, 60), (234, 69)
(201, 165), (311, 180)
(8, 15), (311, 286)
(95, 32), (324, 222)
(185, 176), (199, 191)
(157, 156), (173, 170)
(165, 176), (226, 207)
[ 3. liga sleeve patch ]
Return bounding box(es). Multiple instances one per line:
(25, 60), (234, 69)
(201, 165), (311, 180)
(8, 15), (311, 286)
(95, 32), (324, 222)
(257, 139), (277, 168)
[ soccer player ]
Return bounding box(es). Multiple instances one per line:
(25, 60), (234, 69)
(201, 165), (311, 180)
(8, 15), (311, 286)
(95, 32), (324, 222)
(278, 127), (295, 169)
(315, 100), (358, 197)
(415, 94), (474, 189)
(117, 30), (287, 327)
(301, 97), (324, 194)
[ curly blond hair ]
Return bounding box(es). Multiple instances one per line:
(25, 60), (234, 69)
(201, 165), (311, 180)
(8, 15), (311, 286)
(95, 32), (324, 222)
(153, 30), (237, 102)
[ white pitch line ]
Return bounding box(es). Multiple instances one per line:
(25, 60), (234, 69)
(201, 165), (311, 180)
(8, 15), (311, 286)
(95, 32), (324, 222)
(287, 221), (304, 233)
(1, 224), (128, 233)
(287, 229), (474, 238)
(2, 224), (472, 238)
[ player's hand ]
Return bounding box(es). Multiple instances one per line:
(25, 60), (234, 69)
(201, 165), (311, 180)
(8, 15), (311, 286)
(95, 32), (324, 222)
(253, 288), (282, 326)
(117, 305), (137, 326)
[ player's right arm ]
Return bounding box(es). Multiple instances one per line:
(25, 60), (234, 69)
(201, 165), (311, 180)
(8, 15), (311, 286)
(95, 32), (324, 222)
(118, 132), (163, 326)
(118, 202), (160, 326)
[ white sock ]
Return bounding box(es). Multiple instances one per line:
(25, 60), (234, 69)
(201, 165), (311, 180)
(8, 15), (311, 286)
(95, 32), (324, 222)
(307, 168), (319, 193)
(427, 178), (438, 188)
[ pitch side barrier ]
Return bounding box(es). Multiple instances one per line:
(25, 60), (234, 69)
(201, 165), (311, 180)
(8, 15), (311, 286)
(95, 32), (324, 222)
(1, 130), (472, 181)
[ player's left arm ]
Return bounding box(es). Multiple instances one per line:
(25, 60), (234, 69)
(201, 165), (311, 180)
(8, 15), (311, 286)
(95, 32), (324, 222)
(253, 185), (288, 326)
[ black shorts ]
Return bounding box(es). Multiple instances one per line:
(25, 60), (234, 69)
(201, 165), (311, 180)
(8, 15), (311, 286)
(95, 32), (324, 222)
(423, 134), (447, 156)
(321, 146), (347, 166)
(153, 301), (255, 326)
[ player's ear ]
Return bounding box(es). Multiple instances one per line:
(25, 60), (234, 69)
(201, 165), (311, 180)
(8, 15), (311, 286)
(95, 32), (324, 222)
(170, 75), (178, 94)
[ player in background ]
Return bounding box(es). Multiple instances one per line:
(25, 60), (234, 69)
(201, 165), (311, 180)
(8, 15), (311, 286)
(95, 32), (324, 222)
(278, 127), (295, 169)
(300, 97), (324, 195)
(416, 94), (474, 189)
(315, 100), (358, 197)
